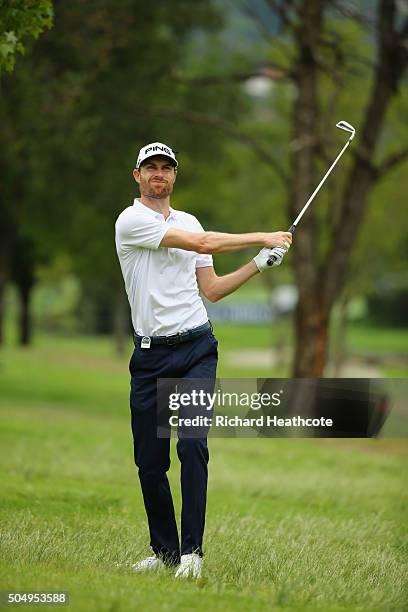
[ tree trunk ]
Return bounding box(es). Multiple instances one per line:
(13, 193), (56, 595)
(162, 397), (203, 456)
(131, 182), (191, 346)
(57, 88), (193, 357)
(331, 294), (350, 377)
(0, 282), (5, 345)
(291, 0), (323, 376)
(12, 237), (35, 347)
(113, 286), (129, 356)
(0, 229), (14, 346)
(293, 297), (329, 377)
(17, 281), (32, 345)
(0, 156), (15, 346)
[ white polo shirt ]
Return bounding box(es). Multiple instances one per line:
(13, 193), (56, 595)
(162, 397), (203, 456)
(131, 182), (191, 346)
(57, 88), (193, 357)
(115, 198), (213, 337)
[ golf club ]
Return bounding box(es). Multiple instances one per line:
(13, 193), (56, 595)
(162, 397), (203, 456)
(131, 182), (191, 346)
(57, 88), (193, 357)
(266, 120), (356, 266)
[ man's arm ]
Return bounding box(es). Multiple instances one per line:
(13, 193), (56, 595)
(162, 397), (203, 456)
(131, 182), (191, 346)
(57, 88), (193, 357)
(196, 263), (261, 303)
(160, 228), (292, 254)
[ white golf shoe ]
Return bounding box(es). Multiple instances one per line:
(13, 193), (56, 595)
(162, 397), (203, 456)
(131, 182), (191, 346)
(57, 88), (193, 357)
(175, 553), (203, 579)
(131, 555), (165, 572)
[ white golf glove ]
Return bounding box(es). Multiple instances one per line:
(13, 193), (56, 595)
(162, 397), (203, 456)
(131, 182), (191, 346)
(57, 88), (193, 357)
(253, 246), (287, 272)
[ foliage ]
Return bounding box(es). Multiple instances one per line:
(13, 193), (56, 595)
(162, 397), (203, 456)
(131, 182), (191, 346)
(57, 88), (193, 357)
(0, 0), (53, 74)
(0, 0), (234, 335)
(367, 288), (408, 327)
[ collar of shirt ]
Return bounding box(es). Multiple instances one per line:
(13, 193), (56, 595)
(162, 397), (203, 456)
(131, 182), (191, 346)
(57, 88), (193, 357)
(133, 198), (177, 221)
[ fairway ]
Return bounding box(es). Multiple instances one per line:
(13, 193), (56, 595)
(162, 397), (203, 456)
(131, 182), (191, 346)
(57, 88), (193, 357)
(1, 334), (407, 611)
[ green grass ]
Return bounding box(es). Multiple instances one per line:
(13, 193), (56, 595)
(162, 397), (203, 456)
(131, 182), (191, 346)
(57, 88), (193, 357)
(0, 333), (407, 611)
(346, 325), (408, 355)
(217, 322), (408, 377)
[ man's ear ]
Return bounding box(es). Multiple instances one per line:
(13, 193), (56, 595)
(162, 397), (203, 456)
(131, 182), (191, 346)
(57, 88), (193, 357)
(133, 169), (140, 184)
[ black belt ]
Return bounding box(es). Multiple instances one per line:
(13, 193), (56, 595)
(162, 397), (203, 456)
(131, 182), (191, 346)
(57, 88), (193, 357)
(133, 321), (212, 347)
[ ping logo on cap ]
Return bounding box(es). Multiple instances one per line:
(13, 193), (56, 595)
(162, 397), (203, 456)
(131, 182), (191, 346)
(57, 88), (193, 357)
(145, 145), (171, 155)
(136, 141), (178, 169)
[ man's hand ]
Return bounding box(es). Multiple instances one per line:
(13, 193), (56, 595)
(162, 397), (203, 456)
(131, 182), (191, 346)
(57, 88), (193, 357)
(262, 232), (292, 249)
(254, 246), (288, 272)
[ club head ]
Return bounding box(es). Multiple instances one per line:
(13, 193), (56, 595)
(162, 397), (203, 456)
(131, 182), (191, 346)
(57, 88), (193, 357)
(336, 120), (356, 140)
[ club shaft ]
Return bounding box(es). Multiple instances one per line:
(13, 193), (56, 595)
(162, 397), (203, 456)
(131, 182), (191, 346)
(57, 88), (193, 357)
(266, 134), (354, 267)
(293, 137), (352, 226)
(266, 124), (355, 266)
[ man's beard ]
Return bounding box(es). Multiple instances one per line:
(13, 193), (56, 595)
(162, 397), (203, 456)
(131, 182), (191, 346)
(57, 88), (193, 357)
(142, 182), (172, 200)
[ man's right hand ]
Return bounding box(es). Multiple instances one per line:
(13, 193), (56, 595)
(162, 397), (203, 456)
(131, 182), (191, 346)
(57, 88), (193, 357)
(262, 232), (292, 250)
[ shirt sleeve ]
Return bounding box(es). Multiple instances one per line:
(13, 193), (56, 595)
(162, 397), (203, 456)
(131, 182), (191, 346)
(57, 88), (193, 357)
(191, 217), (213, 268)
(116, 210), (169, 250)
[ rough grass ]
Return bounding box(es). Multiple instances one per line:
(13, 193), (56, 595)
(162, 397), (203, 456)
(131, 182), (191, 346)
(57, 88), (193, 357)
(0, 334), (407, 610)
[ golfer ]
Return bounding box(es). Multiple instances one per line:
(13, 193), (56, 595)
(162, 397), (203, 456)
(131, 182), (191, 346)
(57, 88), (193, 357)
(115, 141), (292, 579)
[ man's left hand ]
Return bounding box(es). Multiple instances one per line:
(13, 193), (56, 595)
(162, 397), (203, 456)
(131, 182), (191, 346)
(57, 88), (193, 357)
(253, 246), (288, 272)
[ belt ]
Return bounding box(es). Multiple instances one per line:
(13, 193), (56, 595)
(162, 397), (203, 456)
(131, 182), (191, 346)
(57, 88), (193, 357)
(133, 321), (212, 347)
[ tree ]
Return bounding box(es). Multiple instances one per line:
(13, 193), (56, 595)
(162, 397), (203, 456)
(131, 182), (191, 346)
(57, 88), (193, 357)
(0, 0), (54, 343)
(0, 0), (227, 347)
(171, 0), (408, 375)
(290, 0), (407, 376)
(0, 0), (53, 74)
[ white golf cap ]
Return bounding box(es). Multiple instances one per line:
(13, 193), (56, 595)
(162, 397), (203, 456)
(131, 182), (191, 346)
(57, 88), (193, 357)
(135, 142), (178, 169)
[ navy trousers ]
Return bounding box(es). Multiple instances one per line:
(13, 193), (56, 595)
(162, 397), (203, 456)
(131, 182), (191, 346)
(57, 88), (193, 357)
(129, 328), (218, 564)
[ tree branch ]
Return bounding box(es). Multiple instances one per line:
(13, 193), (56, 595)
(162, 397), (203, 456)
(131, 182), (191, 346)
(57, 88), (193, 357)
(322, 80), (343, 131)
(399, 17), (408, 43)
(265, 0), (296, 31)
(375, 146), (408, 178)
(151, 107), (288, 183)
(332, 0), (375, 27)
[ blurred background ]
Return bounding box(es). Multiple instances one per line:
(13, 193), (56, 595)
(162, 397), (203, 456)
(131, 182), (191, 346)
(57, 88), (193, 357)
(1, 0), (407, 378)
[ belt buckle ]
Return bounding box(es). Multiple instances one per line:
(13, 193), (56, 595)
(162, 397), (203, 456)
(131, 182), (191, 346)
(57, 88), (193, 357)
(141, 336), (151, 349)
(166, 334), (179, 346)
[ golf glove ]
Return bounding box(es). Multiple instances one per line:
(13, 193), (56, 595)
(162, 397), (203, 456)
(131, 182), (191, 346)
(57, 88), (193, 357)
(254, 246), (287, 272)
